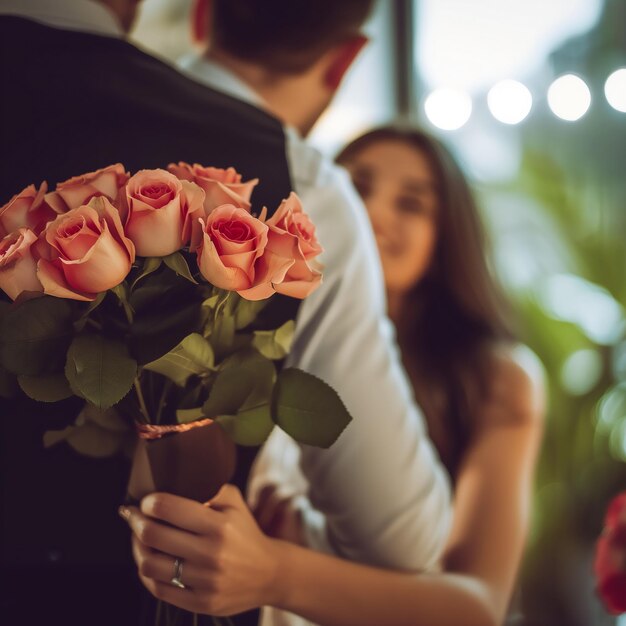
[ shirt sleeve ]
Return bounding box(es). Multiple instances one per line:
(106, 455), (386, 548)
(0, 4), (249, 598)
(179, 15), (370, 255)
(283, 159), (453, 572)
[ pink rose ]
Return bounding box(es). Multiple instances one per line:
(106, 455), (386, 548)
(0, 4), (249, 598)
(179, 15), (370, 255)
(45, 163), (129, 214)
(197, 204), (288, 295)
(0, 182), (56, 238)
(168, 162), (258, 215)
(37, 196), (135, 301)
(0, 228), (43, 300)
(125, 169), (205, 257)
(247, 192), (322, 300)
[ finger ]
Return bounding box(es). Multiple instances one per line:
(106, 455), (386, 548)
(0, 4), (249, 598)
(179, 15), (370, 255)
(261, 497), (293, 536)
(138, 570), (206, 614)
(132, 536), (217, 591)
(207, 484), (246, 512)
(126, 505), (218, 563)
(141, 492), (225, 535)
(251, 484), (279, 518)
(255, 491), (292, 531)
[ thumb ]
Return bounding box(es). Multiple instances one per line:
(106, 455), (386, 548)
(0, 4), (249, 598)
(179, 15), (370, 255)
(206, 483), (246, 511)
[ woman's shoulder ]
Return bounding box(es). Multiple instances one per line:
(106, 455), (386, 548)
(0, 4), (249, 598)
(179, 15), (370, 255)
(479, 343), (547, 428)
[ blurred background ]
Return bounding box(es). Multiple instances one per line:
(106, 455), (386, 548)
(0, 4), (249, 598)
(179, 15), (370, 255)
(131, 1), (626, 624)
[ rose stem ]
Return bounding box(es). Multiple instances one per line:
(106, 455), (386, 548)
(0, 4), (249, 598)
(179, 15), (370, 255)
(133, 376), (150, 424)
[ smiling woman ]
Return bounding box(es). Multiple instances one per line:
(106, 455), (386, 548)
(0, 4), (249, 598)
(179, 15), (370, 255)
(336, 126), (519, 475)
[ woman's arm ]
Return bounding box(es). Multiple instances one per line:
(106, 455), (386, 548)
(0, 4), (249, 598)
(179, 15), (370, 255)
(441, 348), (545, 618)
(123, 348), (544, 626)
(268, 350), (545, 626)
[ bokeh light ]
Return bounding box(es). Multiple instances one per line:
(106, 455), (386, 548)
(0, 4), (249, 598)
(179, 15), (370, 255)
(547, 74), (592, 121)
(604, 68), (626, 113)
(561, 349), (603, 396)
(538, 273), (625, 345)
(487, 80), (533, 124)
(424, 88), (472, 130)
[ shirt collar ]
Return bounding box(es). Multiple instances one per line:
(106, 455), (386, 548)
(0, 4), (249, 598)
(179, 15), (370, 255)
(0, 0), (124, 38)
(178, 53), (315, 188)
(178, 53), (268, 111)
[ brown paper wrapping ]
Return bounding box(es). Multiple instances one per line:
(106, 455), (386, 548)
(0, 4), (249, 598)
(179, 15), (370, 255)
(127, 421), (237, 503)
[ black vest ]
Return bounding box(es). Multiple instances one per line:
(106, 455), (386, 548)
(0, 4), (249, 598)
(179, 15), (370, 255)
(0, 17), (297, 626)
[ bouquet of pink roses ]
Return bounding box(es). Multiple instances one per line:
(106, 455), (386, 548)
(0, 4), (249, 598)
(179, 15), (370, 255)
(0, 163), (351, 503)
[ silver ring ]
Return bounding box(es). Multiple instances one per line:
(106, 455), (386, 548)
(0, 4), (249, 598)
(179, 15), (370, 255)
(171, 557), (186, 589)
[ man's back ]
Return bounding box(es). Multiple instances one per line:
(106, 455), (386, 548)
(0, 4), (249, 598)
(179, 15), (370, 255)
(0, 15), (294, 626)
(0, 16), (291, 209)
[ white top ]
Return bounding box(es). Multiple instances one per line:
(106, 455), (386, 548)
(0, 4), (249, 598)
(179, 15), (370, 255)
(0, 0), (124, 38)
(178, 54), (452, 625)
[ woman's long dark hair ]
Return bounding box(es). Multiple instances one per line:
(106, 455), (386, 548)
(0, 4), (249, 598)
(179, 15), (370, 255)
(337, 126), (516, 476)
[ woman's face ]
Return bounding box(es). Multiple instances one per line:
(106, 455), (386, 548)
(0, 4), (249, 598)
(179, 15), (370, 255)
(343, 140), (439, 294)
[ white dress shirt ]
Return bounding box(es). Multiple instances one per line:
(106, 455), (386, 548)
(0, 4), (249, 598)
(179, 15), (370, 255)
(0, 0), (123, 38)
(178, 54), (453, 625)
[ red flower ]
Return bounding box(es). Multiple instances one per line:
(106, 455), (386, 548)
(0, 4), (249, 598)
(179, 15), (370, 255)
(595, 491), (626, 615)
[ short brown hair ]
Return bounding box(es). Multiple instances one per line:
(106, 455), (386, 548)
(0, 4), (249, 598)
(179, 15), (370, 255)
(211, 0), (374, 73)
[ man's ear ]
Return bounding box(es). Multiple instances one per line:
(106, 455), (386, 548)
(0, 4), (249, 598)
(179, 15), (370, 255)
(324, 35), (369, 91)
(191, 0), (211, 47)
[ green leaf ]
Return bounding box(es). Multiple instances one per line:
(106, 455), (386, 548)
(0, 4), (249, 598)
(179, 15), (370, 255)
(0, 296), (75, 376)
(43, 404), (130, 456)
(81, 291), (107, 319)
(252, 320), (296, 360)
(65, 334), (137, 409)
(202, 295), (221, 309)
(272, 368), (352, 448)
(18, 373), (73, 403)
(64, 353), (83, 399)
(216, 404), (274, 446)
(129, 271), (204, 364)
(110, 282), (134, 323)
(144, 333), (215, 387)
(81, 404), (130, 433)
(203, 350), (276, 416)
(176, 406), (206, 424)
(210, 314), (236, 360)
(66, 421), (126, 457)
(131, 257), (162, 291)
(110, 282), (129, 304)
(163, 252), (198, 284)
(43, 425), (75, 448)
(234, 297), (268, 330)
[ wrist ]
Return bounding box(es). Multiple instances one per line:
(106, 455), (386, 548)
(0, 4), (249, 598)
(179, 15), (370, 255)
(264, 538), (298, 609)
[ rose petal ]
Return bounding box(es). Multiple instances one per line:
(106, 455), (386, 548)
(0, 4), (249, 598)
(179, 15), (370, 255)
(88, 196), (135, 263)
(37, 258), (94, 301)
(197, 234), (252, 291)
(236, 250), (295, 301)
(180, 180), (206, 250)
(60, 220), (131, 293)
(0, 229), (43, 300)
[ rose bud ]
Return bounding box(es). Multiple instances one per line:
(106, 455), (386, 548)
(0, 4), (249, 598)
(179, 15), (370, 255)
(168, 162), (258, 215)
(196, 204), (279, 294)
(125, 169), (205, 257)
(45, 163), (129, 214)
(240, 193), (322, 300)
(0, 228), (43, 300)
(0, 182), (56, 239)
(595, 491), (626, 615)
(37, 196), (135, 301)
